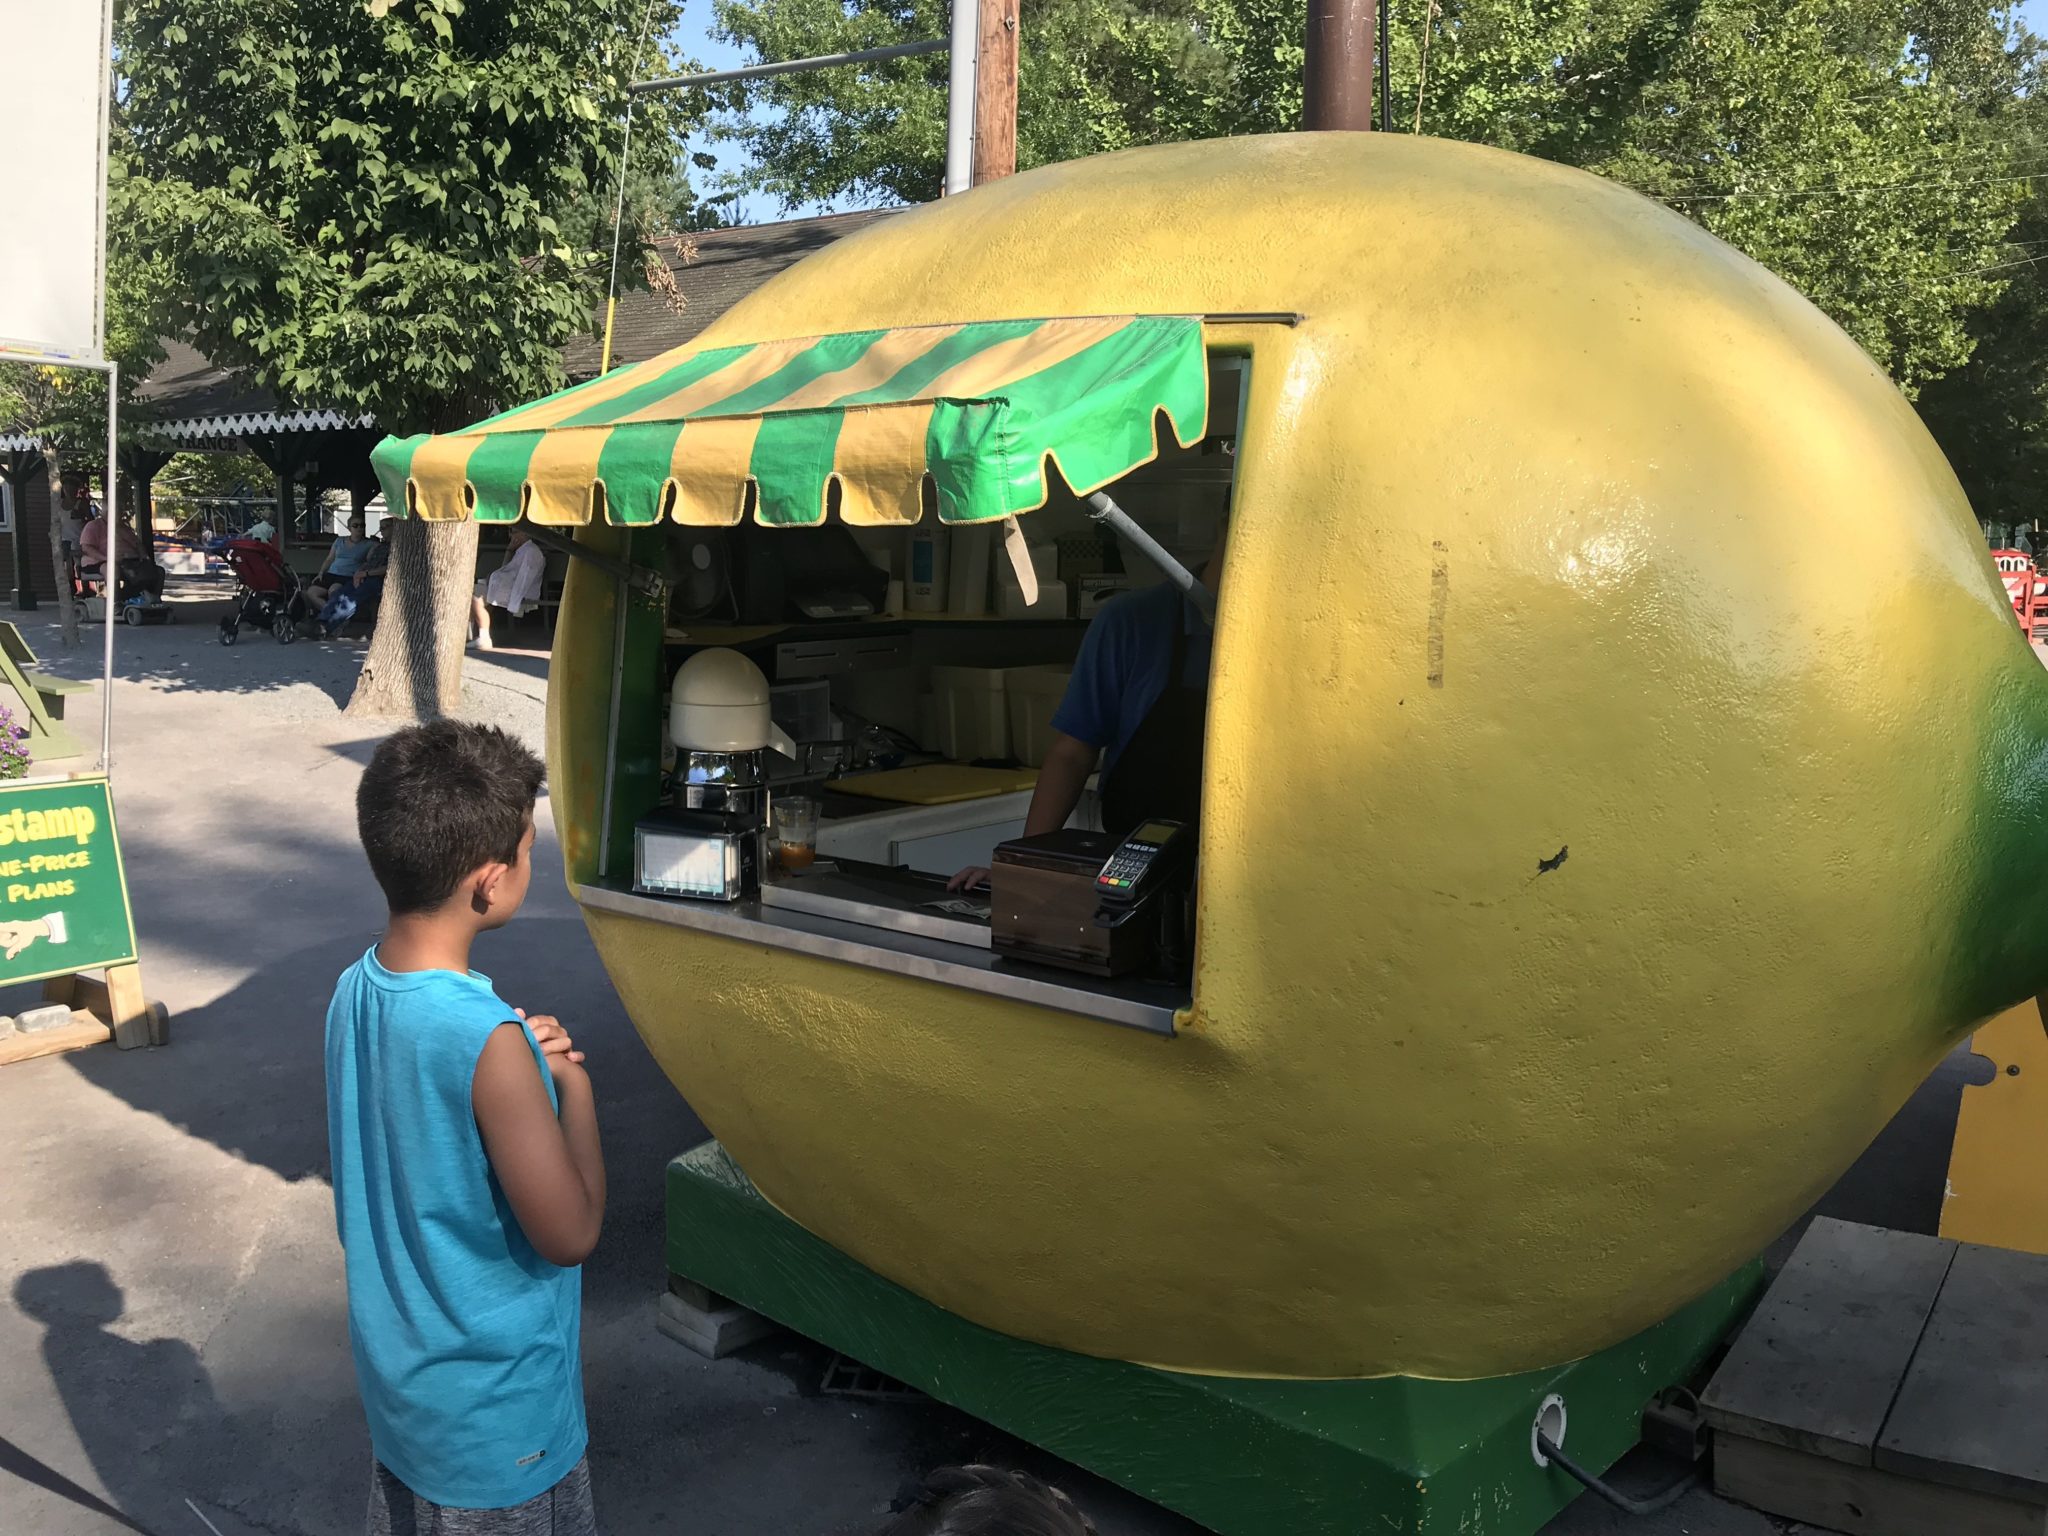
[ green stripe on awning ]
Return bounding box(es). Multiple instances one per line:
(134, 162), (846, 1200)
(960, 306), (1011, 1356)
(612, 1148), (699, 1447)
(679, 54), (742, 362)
(372, 315), (1209, 529)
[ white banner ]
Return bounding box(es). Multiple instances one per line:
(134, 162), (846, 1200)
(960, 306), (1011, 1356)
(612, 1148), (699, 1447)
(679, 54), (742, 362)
(0, 0), (111, 362)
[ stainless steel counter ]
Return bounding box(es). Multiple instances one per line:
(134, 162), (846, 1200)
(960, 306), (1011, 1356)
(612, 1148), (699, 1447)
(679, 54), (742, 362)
(577, 878), (1186, 1036)
(758, 860), (993, 948)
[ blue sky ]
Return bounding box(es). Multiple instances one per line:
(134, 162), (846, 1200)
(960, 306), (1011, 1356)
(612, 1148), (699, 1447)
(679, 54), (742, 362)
(663, 9), (790, 226)
(674, 0), (2048, 227)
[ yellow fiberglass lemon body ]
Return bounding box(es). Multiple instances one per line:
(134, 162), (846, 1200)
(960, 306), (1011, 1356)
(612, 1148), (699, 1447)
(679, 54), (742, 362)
(549, 132), (2048, 1380)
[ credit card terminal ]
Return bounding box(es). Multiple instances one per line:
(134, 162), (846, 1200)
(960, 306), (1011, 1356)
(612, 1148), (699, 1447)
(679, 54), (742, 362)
(1095, 819), (1193, 911)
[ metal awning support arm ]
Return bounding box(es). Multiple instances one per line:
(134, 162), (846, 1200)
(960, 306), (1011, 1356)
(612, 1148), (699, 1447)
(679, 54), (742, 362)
(1085, 491), (1216, 626)
(523, 525), (668, 607)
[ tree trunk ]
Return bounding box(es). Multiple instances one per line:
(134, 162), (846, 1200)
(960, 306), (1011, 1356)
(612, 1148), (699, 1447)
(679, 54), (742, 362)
(45, 450), (77, 648)
(344, 517), (480, 720)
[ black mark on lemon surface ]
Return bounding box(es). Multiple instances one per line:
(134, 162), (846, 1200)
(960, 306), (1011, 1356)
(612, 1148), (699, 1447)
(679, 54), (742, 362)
(1427, 542), (1448, 688)
(1537, 846), (1569, 874)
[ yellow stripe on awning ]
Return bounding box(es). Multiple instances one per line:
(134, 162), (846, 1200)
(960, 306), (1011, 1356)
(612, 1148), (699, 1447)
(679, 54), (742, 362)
(371, 315), (1209, 529)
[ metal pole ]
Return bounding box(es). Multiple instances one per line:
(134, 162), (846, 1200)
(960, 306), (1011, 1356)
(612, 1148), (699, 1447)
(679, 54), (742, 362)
(1303, 0), (1376, 131)
(1085, 492), (1216, 626)
(597, 572), (629, 881)
(99, 360), (117, 773)
(602, 0), (664, 374)
(629, 39), (948, 94)
(945, 0), (978, 193)
(1377, 0), (1392, 130)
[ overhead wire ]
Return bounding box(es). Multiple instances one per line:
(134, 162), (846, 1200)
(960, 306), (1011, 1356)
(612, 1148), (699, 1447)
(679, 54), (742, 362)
(601, 0), (666, 375)
(1952, 251), (2048, 279)
(1617, 135), (2030, 194)
(1651, 164), (2048, 201)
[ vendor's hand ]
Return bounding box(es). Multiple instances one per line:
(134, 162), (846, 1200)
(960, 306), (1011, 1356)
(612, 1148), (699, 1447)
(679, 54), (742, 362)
(946, 866), (991, 893)
(518, 1009), (586, 1070)
(353, 571), (366, 587)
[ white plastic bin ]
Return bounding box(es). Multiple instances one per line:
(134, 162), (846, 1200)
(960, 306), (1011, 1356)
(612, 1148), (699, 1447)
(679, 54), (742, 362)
(1006, 666), (1073, 768)
(930, 666), (1011, 760)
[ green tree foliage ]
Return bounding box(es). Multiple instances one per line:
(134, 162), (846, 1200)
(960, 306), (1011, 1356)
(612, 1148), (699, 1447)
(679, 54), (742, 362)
(711, 0), (2027, 393)
(116, 0), (711, 714)
(1913, 25), (2047, 519)
(118, 0), (705, 435)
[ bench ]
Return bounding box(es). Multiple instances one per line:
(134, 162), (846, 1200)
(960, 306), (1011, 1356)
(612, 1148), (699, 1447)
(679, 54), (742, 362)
(534, 549), (569, 635)
(0, 621), (87, 760)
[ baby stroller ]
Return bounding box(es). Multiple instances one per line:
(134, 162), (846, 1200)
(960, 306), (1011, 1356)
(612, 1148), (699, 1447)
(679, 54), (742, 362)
(217, 538), (307, 645)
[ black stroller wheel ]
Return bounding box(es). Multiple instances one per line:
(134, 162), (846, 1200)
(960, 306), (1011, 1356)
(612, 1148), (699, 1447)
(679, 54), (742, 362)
(220, 622), (238, 646)
(273, 611), (298, 644)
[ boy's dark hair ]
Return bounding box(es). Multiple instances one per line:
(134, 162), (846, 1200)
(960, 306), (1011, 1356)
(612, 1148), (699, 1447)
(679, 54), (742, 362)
(878, 1466), (1096, 1536)
(357, 721), (544, 914)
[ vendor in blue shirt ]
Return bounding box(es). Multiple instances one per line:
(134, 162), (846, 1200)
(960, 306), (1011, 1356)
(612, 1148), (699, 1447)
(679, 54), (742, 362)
(951, 531), (1221, 891)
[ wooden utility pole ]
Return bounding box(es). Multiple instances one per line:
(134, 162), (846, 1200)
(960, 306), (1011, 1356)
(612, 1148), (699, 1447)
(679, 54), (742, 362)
(1303, 0), (1375, 131)
(971, 0), (1019, 183)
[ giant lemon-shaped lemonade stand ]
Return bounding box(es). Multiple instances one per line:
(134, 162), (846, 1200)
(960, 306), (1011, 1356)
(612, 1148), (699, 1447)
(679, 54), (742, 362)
(375, 134), (2048, 1533)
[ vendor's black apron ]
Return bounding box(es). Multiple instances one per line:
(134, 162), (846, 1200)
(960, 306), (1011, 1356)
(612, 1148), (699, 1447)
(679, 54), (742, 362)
(1099, 605), (1207, 838)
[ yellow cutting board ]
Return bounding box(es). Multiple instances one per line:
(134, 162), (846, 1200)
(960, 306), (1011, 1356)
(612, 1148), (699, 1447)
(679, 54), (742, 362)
(830, 764), (1040, 805)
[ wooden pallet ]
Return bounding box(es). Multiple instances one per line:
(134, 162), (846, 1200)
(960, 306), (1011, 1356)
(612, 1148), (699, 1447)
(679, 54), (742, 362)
(0, 968), (169, 1067)
(1703, 1218), (2048, 1534)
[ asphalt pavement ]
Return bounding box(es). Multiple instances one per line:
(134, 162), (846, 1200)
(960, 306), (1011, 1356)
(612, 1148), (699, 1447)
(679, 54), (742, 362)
(0, 592), (1976, 1536)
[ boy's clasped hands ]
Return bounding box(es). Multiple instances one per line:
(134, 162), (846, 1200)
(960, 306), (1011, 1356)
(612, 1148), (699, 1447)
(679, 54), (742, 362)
(517, 1008), (586, 1074)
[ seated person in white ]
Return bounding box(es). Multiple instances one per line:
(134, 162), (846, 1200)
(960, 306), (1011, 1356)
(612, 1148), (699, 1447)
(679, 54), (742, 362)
(470, 527), (547, 650)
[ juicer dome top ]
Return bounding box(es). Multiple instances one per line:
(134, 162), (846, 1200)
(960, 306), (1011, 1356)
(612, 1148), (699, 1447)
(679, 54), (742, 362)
(672, 647), (771, 713)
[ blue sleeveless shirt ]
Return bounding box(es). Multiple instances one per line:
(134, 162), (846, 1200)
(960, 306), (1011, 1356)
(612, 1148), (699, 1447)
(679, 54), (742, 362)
(325, 947), (586, 1508)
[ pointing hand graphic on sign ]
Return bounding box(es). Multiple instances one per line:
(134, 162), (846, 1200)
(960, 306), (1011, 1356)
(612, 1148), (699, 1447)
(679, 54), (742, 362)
(0, 911), (67, 959)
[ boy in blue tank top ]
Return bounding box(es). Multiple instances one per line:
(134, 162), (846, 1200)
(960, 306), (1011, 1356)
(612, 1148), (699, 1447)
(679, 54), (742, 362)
(326, 721), (607, 1536)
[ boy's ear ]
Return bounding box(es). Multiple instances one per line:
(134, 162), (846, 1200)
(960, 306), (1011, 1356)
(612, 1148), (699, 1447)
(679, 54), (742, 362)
(471, 860), (510, 914)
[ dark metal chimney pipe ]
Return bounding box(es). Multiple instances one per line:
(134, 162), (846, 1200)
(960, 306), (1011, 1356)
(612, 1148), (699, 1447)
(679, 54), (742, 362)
(1303, 0), (1376, 131)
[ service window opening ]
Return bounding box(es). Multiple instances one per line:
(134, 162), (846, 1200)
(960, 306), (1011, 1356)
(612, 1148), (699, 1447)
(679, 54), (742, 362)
(609, 350), (1246, 1030)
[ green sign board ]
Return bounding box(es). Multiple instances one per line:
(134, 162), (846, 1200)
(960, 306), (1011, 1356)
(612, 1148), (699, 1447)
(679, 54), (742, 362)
(0, 776), (135, 986)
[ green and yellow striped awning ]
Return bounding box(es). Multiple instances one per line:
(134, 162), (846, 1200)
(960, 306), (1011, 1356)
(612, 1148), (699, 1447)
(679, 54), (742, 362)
(370, 314), (1208, 529)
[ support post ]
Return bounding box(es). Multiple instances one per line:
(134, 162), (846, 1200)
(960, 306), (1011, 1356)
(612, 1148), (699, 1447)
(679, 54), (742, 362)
(273, 465), (293, 551)
(131, 469), (154, 561)
(944, 0), (978, 194)
(100, 362), (117, 773)
(2, 450), (45, 610)
(971, 0), (1018, 185)
(120, 446), (168, 562)
(1303, 0), (1375, 132)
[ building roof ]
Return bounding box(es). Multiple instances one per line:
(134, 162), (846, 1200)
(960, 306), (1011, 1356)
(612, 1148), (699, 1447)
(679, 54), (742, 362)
(136, 337), (275, 417)
(560, 207), (900, 376)
(128, 207), (903, 441)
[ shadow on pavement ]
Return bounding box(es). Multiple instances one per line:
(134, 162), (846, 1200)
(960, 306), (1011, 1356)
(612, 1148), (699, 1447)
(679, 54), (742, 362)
(7, 1262), (224, 1536)
(7, 591), (365, 706)
(469, 647), (550, 684)
(62, 794), (706, 1330)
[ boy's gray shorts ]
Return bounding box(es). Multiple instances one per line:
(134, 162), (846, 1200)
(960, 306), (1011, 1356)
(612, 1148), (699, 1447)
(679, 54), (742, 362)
(368, 1457), (599, 1536)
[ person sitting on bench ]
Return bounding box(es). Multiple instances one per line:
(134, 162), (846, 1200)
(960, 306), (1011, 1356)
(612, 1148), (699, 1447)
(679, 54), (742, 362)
(470, 528), (546, 651)
(317, 532), (390, 638)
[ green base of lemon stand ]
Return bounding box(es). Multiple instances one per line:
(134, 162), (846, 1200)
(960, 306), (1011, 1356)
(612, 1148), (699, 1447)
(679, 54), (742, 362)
(666, 1140), (1761, 1535)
